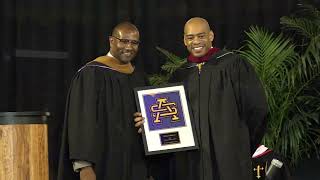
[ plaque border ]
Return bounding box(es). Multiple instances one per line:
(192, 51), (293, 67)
(134, 83), (199, 155)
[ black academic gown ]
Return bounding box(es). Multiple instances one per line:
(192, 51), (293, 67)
(167, 51), (268, 180)
(57, 61), (148, 180)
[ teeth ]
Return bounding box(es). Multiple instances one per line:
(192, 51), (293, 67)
(193, 47), (203, 50)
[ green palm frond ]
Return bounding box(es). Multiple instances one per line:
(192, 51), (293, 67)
(294, 3), (320, 23)
(240, 26), (297, 83)
(156, 46), (187, 74)
(147, 47), (186, 85)
(156, 46), (185, 64)
(148, 74), (170, 86)
(291, 35), (320, 93)
(281, 3), (320, 41)
(239, 27), (298, 118)
(278, 113), (306, 158)
(239, 23), (320, 164)
(161, 60), (186, 74)
(280, 17), (320, 39)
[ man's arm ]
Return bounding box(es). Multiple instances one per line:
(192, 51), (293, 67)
(79, 166), (96, 180)
(73, 161), (96, 180)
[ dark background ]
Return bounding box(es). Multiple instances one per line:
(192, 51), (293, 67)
(1, 0), (319, 179)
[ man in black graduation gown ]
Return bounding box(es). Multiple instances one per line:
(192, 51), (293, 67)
(168, 17), (268, 180)
(135, 17), (268, 180)
(58, 22), (149, 180)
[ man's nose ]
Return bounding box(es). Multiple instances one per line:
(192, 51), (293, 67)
(124, 42), (134, 49)
(192, 36), (201, 44)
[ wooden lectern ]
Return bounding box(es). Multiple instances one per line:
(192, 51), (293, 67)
(0, 112), (50, 180)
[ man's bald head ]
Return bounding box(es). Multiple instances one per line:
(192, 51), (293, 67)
(183, 17), (214, 57)
(184, 17), (211, 34)
(112, 22), (139, 39)
(109, 22), (140, 64)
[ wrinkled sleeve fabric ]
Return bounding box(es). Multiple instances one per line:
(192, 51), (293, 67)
(236, 58), (268, 152)
(66, 67), (104, 164)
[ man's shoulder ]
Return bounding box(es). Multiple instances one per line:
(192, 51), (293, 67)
(77, 59), (113, 73)
(215, 50), (237, 60)
(206, 50), (243, 68)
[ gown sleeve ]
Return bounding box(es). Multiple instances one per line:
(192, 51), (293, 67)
(237, 57), (268, 152)
(66, 67), (104, 164)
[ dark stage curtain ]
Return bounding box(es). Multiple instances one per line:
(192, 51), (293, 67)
(1, 0), (309, 179)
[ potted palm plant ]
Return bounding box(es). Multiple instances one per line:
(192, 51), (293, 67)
(239, 3), (320, 164)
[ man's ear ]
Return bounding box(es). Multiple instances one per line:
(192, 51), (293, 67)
(109, 36), (115, 49)
(209, 31), (214, 42)
(183, 35), (187, 46)
(109, 36), (113, 44)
